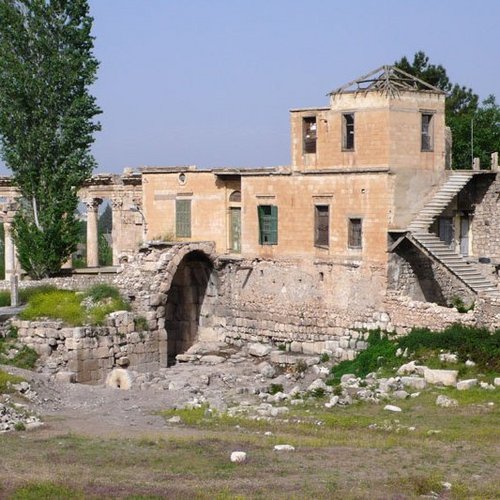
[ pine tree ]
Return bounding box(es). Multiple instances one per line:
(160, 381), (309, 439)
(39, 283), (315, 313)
(0, 0), (101, 278)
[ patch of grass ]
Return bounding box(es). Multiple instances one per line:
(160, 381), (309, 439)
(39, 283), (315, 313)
(19, 290), (85, 326)
(85, 283), (121, 302)
(0, 290), (10, 306)
(450, 296), (474, 313)
(134, 316), (149, 333)
(17, 285), (130, 327)
(329, 330), (398, 382)
(11, 481), (84, 500)
(0, 369), (24, 393)
(268, 383), (283, 395)
(319, 352), (330, 363)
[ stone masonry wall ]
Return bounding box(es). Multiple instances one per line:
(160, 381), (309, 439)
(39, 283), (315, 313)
(388, 241), (476, 306)
(10, 310), (164, 384)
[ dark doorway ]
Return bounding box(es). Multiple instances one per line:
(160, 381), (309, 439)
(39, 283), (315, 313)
(165, 251), (213, 366)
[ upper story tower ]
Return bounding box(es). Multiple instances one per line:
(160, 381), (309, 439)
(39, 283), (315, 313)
(290, 65), (447, 173)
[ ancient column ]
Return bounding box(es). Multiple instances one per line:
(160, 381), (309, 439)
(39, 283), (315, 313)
(111, 198), (123, 265)
(85, 198), (101, 267)
(4, 219), (15, 282)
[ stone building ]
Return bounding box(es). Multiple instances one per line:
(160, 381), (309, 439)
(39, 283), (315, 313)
(3, 65), (499, 378)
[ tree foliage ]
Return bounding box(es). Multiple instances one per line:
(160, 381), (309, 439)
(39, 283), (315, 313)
(395, 51), (499, 169)
(0, 0), (100, 278)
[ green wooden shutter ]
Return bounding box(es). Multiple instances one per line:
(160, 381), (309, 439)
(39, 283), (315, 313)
(176, 199), (191, 237)
(258, 205), (278, 245)
(269, 205), (278, 245)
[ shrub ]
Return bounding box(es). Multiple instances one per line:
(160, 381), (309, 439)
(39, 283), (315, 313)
(329, 330), (398, 382)
(85, 284), (121, 302)
(6, 345), (39, 369)
(268, 383), (284, 395)
(320, 352), (330, 363)
(0, 290), (10, 307)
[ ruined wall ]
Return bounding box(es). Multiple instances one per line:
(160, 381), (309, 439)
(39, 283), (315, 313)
(470, 173), (500, 261)
(11, 311), (164, 384)
(388, 241), (476, 306)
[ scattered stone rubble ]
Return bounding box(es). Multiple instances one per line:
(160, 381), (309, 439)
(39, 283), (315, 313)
(0, 379), (42, 433)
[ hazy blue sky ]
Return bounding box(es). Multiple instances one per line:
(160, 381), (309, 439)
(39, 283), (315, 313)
(2, 0), (500, 174)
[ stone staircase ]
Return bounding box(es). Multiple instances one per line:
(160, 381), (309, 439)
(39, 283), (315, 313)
(407, 171), (475, 233)
(408, 233), (499, 296)
(407, 171), (499, 297)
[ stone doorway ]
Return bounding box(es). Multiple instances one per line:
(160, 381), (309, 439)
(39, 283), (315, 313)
(165, 251), (215, 365)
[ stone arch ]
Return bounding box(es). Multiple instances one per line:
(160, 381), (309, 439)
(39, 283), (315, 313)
(159, 243), (218, 365)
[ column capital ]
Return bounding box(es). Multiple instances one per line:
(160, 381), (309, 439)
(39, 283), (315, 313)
(111, 198), (123, 210)
(84, 198), (102, 211)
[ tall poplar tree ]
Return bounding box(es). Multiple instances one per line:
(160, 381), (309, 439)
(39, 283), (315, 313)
(0, 0), (100, 278)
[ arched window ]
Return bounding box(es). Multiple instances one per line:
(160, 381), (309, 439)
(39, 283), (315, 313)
(229, 190), (241, 203)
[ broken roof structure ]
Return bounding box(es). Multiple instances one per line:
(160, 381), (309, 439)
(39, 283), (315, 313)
(328, 65), (446, 98)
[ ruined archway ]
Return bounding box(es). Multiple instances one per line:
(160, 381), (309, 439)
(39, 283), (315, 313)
(164, 250), (216, 365)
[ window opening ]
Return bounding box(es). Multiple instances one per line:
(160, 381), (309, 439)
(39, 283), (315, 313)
(342, 113), (355, 151)
(258, 205), (278, 245)
(303, 117), (317, 154)
(348, 218), (362, 249)
(229, 190), (241, 203)
(314, 205), (329, 247)
(421, 113), (434, 151)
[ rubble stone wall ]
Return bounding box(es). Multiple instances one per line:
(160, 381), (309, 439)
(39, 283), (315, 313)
(388, 241), (476, 306)
(10, 311), (164, 384)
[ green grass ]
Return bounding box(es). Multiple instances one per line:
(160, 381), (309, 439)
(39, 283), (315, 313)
(328, 325), (500, 383)
(11, 481), (84, 500)
(19, 290), (85, 325)
(17, 285), (130, 327)
(0, 369), (24, 392)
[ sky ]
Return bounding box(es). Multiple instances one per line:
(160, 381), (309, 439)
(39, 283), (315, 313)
(2, 0), (500, 174)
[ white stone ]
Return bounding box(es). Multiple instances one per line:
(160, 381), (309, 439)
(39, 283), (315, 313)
(436, 395), (458, 408)
(396, 361), (417, 375)
(456, 379), (477, 391)
(258, 361), (276, 378)
(248, 343), (272, 357)
(230, 451), (247, 463)
(106, 368), (132, 390)
(494, 378), (500, 387)
(54, 371), (76, 384)
(439, 353), (458, 363)
(465, 360), (476, 367)
(401, 376), (427, 390)
(424, 368), (458, 387)
(167, 416), (181, 423)
(383, 405), (402, 412)
(307, 379), (327, 392)
(274, 444), (295, 452)
(199, 355), (225, 364)
(393, 390), (409, 400)
(340, 373), (356, 384)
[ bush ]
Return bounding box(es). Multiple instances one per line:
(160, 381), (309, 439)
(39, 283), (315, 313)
(329, 330), (398, 382)
(398, 324), (500, 372)
(85, 284), (121, 302)
(5, 345), (39, 369)
(134, 316), (149, 333)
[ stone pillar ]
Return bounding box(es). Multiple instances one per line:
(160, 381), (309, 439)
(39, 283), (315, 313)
(4, 219), (16, 282)
(111, 198), (123, 266)
(491, 152), (498, 172)
(85, 198), (101, 267)
(472, 157), (480, 171)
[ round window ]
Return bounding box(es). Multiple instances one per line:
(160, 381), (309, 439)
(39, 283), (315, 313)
(178, 173), (186, 185)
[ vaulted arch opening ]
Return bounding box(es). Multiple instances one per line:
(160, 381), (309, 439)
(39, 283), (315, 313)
(164, 250), (216, 365)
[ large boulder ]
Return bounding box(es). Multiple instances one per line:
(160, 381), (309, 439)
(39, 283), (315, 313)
(424, 368), (458, 387)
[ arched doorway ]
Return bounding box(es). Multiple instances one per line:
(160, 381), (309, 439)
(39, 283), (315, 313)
(164, 251), (215, 365)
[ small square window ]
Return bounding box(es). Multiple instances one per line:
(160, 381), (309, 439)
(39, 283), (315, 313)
(342, 113), (355, 151)
(303, 117), (317, 154)
(421, 113), (434, 151)
(348, 218), (362, 249)
(314, 205), (329, 247)
(258, 205), (278, 245)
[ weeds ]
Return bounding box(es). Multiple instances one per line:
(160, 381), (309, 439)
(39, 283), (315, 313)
(268, 383), (284, 395)
(0, 369), (24, 393)
(134, 316), (149, 333)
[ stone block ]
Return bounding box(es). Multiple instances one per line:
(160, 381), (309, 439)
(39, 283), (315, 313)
(401, 376), (427, 390)
(456, 379), (477, 390)
(55, 371), (76, 384)
(424, 368), (458, 387)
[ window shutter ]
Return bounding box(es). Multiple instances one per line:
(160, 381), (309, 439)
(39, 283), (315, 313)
(270, 205), (278, 244)
(176, 199), (191, 237)
(258, 206), (264, 244)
